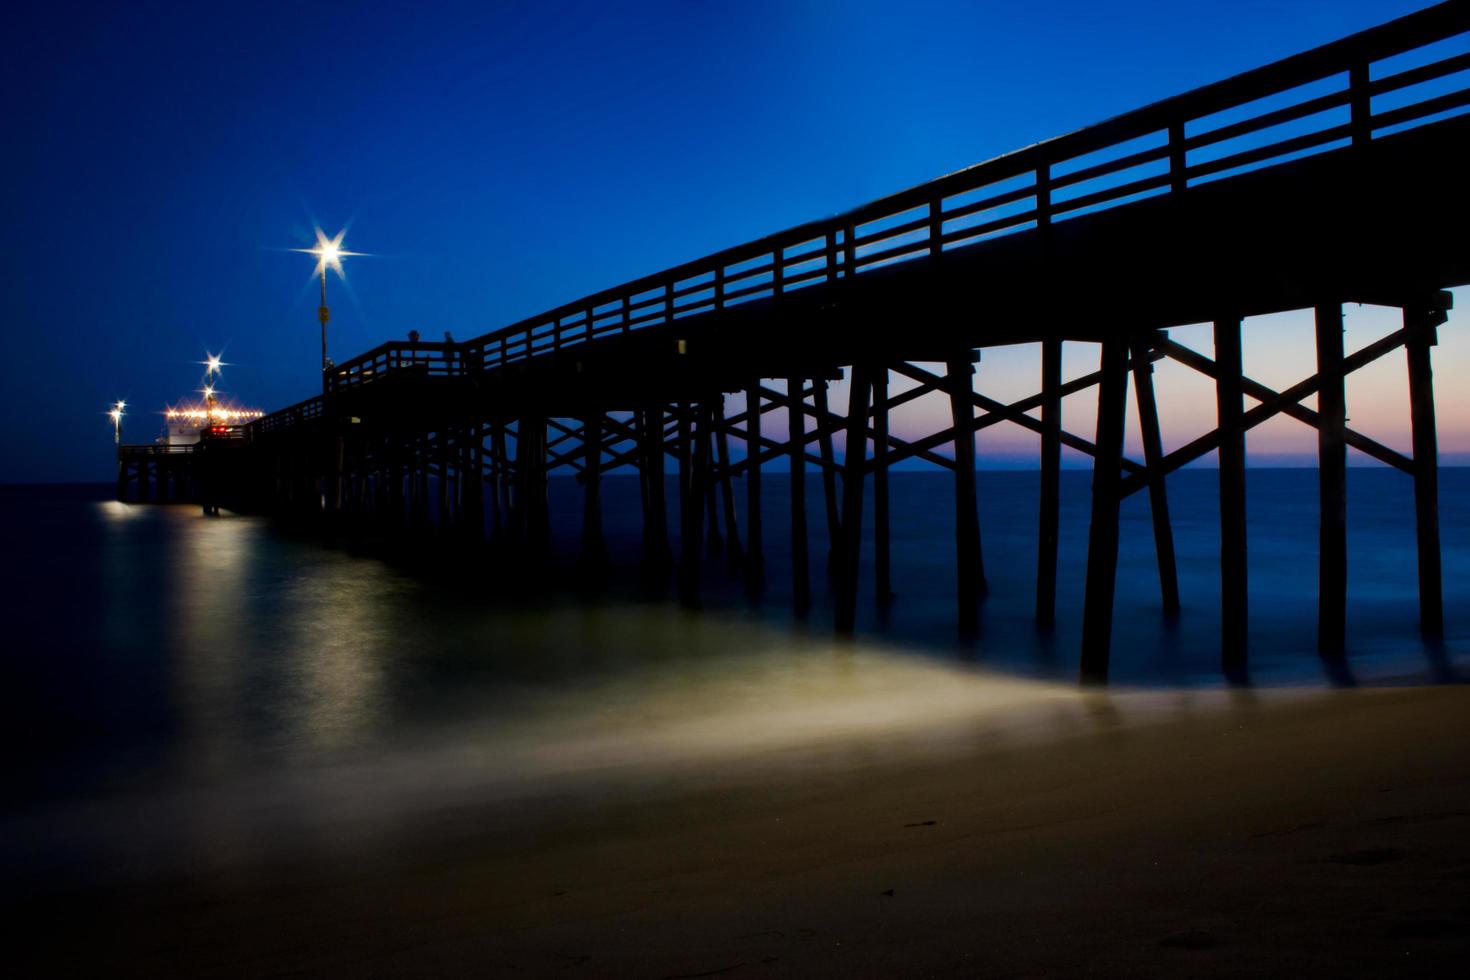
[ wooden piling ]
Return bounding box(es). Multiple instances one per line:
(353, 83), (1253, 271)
(745, 386), (764, 592)
(946, 353), (983, 632)
(1214, 318), (1248, 678)
(1036, 338), (1061, 627)
(460, 421), (482, 543)
(1405, 306), (1443, 638)
(788, 377), (811, 614)
(872, 366), (892, 602)
(641, 407), (671, 578)
(813, 380), (841, 570)
(436, 428), (450, 534)
(677, 403), (692, 563)
(580, 412), (606, 570)
(714, 396), (743, 566)
(679, 402), (711, 606)
(530, 418), (550, 556)
(1079, 338), (1130, 684)
(1131, 337), (1181, 615)
(486, 423), (503, 541)
(1316, 303), (1348, 662)
(704, 425), (724, 557)
(835, 365), (871, 633)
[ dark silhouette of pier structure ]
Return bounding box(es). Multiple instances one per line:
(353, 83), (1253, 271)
(118, 2), (1470, 683)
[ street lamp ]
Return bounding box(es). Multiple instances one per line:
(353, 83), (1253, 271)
(108, 400), (125, 444)
(293, 228), (362, 389)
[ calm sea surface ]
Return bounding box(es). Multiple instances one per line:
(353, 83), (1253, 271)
(1, 469), (1466, 877)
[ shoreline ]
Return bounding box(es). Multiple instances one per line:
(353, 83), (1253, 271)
(12, 682), (1470, 977)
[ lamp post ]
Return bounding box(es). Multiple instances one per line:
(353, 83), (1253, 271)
(294, 229), (360, 392)
(108, 401), (125, 444)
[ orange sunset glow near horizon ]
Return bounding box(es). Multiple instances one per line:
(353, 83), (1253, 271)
(741, 293), (1470, 469)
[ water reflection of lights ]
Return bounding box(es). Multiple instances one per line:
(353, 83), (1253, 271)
(282, 564), (388, 753)
(97, 499), (142, 521)
(169, 512), (253, 777)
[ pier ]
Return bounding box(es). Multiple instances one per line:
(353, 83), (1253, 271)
(118, 2), (1470, 683)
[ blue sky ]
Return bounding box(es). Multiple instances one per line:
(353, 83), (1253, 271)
(2, 0), (1460, 480)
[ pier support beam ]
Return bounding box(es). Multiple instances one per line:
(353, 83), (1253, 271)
(1405, 306), (1444, 638)
(872, 367), (892, 603)
(1132, 337), (1181, 616)
(1036, 338), (1061, 627)
(814, 380), (841, 572)
(745, 386), (764, 593)
(835, 365), (871, 633)
(460, 422), (482, 543)
(640, 407), (671, 581)
(946, 353), (983, 633)
(788, 378), (811, 614)
(1080, 338), (1130, 685)
(704, 425), (723, 557)
(515, 416), (549, 561)
(580, 412), (607, 572)
(714, 396), (743, 567)
(679, 402), (711, 606)
(1214, 318), (1248, 680)
(436, 429), (450, 535)
(485, 423), (503, 541)
(1316, 304), (1348, 665)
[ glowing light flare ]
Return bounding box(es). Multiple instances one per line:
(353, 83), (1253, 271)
(203, 353), (224, 375)
(292, 228), (364, 278)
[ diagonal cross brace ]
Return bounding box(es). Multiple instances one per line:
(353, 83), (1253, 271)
(1118, 326), (1411, 497)
(889, 361), (1149, 475)
(1157, 337), (1413, 473)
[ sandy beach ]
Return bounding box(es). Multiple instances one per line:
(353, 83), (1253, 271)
(10, 677), (1470, 978)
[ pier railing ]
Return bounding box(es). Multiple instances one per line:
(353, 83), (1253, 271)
(257, 0), (1470, 436)
(252, 394), (325, 436)
(443, 2), (1470, 365)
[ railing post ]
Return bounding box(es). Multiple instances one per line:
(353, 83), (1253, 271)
(773, 242), (784, 296)
(825, 230), (837, 283)
(1036, 160), (1051, 229)
(843, 223), (856, 278)
(1168, 120), (1187, 193)
(665, 281), (674, 323)
(715, 265), (726, 310)
(929, 196), (943, 256)
(1350, 62), (1371, 146)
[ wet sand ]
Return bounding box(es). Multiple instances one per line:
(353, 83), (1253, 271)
(12, 682), (1470, 978)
